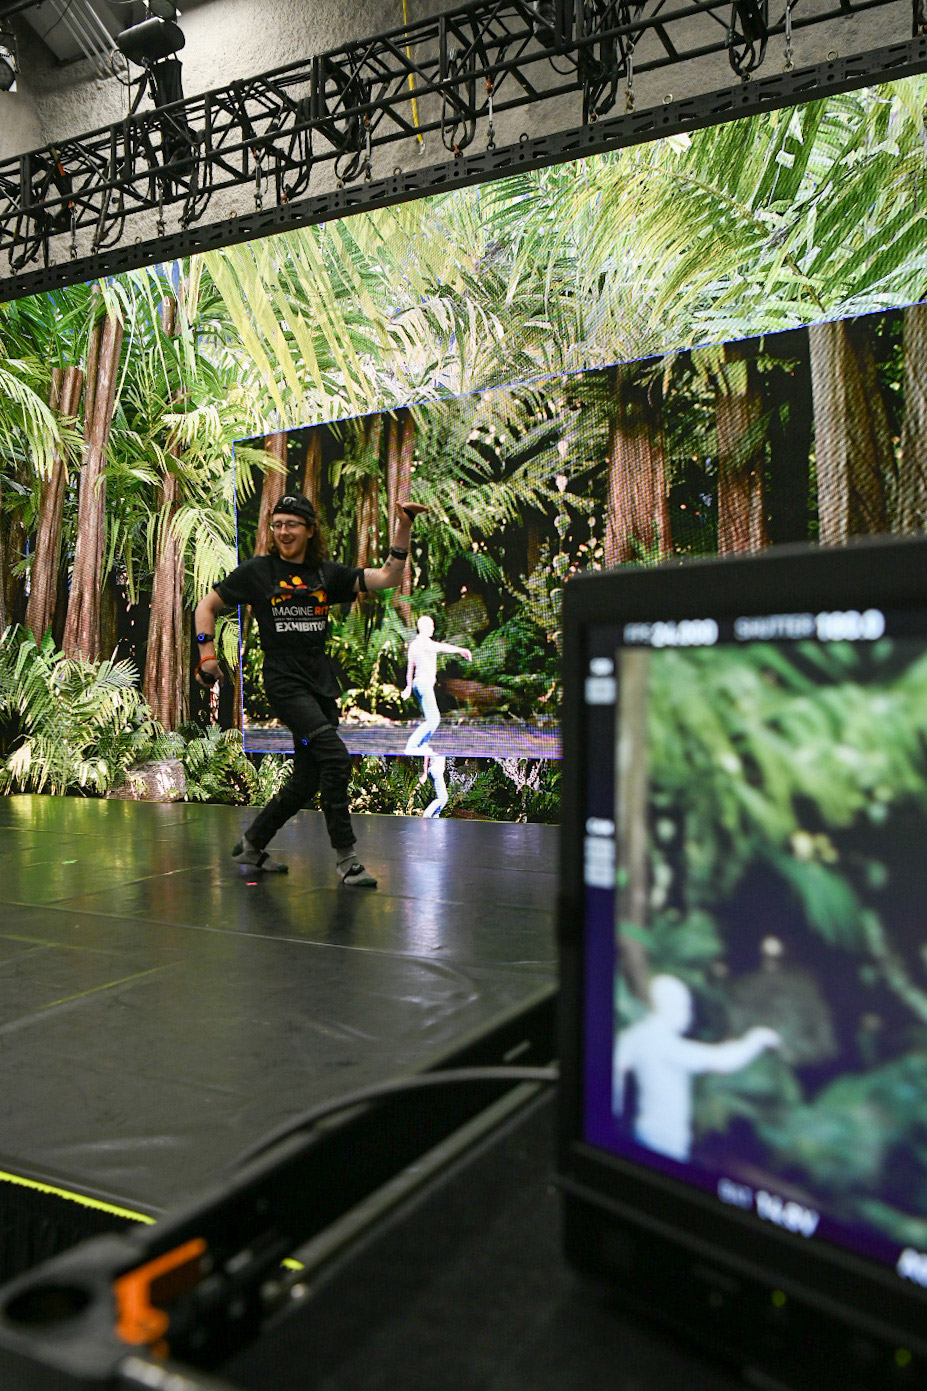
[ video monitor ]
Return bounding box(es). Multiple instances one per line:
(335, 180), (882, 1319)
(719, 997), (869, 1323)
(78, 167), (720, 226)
(558, 533), (927, 1388)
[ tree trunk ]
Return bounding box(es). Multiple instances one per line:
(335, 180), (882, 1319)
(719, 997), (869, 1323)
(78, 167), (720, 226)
(355, 416), (383, 578)
(385, 411), (401, 530)
(715, 346), (769, 556)
(0, 481), (27, 633)
(616, 648), (652, 1001)
(356, 477), (379, 570)
(526, 519), (543, 574)
(26, 365), (84, 644)
(808, 319), (891, 544)
(257, 433), (289, 555)
(301, 428), (322, 510)
(143, 298), (189, 729)
(896, 302), (927, 534)
(0, 488), (12, 634)
(237, 438), (288, 726)
(604, 365), (672, 567)
(144, 471), (187, 726)
(763, 329), (813, 546)
(63, 312), (124, 661)
(52, 560), (69, 649)
(0, 439), (32, 634)
(233, 652), (243, 732)
(99, 567), (121, 661)
(385, 410), (414, 624)
(241, 436), (288, 652)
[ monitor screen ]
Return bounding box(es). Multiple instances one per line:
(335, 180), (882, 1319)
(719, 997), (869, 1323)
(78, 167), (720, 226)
(559, 534), (927, 1376)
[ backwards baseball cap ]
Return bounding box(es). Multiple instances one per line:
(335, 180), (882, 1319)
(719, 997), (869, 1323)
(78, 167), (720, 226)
(272, 493), (316, 525)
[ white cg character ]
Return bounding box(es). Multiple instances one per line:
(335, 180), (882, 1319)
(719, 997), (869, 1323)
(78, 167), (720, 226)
(614, 974), (781, 1162)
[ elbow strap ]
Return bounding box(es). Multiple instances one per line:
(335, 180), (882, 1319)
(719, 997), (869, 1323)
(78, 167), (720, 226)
(356, 568), (367, 592)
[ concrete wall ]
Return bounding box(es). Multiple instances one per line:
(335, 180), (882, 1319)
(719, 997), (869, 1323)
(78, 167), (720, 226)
(0, 1), (453, 160)
(0, 0), (915, 268)
(2, 0), (914, 161)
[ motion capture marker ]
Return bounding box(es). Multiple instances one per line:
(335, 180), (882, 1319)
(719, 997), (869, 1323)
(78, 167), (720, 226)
(337, 854), (377, 888)
(232, 841), (288, 874)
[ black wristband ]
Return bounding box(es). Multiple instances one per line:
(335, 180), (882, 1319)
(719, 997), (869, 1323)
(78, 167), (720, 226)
(389, 547), (409, 560)
(196, 633), (215, 644)
(196, 657), (219, 687)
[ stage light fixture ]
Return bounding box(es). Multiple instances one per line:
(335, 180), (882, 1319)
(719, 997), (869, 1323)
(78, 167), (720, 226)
(114, 2), (194, 195)
(528, 1), (558, 44)
(0, 24), (17, 93)
(116, 13), (185, 68)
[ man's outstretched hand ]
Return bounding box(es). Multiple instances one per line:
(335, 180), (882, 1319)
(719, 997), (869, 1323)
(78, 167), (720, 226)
(398, 502), (429, 521)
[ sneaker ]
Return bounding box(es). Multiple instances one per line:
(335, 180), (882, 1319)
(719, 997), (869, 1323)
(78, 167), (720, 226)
(232, 841), (288, 873)
(339, 860), (377, 888)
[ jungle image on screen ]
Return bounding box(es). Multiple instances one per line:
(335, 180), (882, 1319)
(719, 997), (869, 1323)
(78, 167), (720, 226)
(5, 73), (927, 823)
(611, 635), (927, 1261)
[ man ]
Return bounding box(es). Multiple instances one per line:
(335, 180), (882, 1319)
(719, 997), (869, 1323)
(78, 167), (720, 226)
(194, 492), (426, 887)
(401, 614), (471, 754)
(613, 974), (781, 1161)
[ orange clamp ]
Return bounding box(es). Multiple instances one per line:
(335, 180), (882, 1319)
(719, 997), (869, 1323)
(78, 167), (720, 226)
(113, 1237), (208, 1358)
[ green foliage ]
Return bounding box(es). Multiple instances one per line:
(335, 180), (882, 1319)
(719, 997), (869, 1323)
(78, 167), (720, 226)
(634, 909), (725, 981)
(0, 348), (65, 478)
(768, 851), (867, 950)
(0, 628), (286, 807)
(348, 754), (560, 822)
(349, 755), (426, 816)
(177, 725), (259, 805)
(647, 642), (927, 915)
(253, 752), (289, 806)
(642, 640), (927, 1036)
(241, 632), (275, 723)
(697, 1051), (803, 1147)
(632, 636), (927, 1245)
(749, 1053), (927, 1220)
(148, 726), (288, 807)
(328, 601), (409, 716)
(0, 626), (159, 795)
(469, 614), (560, 720)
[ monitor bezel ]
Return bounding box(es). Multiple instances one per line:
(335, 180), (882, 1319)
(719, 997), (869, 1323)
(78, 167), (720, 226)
(557, 532), (927, 1353)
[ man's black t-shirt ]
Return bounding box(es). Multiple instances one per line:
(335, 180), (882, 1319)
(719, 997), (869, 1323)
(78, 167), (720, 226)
(215, 554), (361, 701)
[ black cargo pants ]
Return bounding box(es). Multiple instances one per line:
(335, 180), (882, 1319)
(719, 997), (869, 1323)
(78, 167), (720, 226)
(245, 691), (354, 853)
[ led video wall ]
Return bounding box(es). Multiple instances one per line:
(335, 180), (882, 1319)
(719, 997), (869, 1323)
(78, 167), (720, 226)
(236, 293), (927, 763)
(1, 75), (927, 811)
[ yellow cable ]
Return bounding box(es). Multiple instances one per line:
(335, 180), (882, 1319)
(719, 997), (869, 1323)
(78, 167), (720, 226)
(401, 0), (424, 144)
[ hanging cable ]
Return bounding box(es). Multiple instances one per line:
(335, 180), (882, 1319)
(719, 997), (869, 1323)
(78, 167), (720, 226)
(400, 0), (424, 145)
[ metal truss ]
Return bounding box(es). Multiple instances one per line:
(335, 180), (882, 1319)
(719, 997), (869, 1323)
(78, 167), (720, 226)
(0, 9), (925, 304)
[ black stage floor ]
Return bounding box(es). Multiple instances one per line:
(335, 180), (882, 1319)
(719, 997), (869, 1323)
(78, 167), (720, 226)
(0, 795), (556, 1226)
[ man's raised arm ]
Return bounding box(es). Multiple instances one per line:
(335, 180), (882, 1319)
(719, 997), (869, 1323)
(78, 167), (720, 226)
(358, 503), (428, 594)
